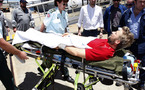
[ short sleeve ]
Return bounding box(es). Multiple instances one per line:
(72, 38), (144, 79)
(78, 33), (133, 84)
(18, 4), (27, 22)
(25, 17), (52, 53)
(0, 22), (3, 38)
(43, 11), (53, 27)
(85, 48), (114, 61)
(0, 33), (2, 38)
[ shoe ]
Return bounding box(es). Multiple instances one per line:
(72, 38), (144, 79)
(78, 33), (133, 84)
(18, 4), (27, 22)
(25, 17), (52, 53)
(137, 86), (145, 90)
(115, 82), (122, 86)
(17, 86), (24, 90)
(132, 83), (139, 89)
(140, 87), (145, 90)
(99, 78), (113, 85)
(18, 88), (23, 90)
(63, 76), (74, 83)
(37, 64), (46, 73)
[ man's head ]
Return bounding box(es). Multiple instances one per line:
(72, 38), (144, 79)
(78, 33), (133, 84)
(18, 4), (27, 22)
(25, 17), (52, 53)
(89, 0), (96, 7)
(0, 0), (3, 7)
(113, 0), (121, 8)
(126, 0), (134, 8)
(108, 26), (134, 50)
(54, 0), (69, 11)
(134, 0), (145, 11)
(20, 0), (28, 9)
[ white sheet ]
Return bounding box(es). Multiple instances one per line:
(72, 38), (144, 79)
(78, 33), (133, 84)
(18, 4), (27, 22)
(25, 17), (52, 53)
(12, 28), (97, 49)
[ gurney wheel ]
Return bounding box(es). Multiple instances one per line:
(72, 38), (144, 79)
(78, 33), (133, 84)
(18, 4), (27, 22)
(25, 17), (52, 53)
(124, 84), (133, 90)
(77, 83), (85, 90)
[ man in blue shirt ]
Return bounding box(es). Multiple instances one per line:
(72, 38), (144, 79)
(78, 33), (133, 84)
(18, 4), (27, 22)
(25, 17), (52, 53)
(103, 0), (127, 36)
(120, 0), (145, 89)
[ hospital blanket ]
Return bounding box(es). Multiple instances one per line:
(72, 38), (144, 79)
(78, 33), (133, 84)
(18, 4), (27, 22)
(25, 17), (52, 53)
(12, 28), (96, 49)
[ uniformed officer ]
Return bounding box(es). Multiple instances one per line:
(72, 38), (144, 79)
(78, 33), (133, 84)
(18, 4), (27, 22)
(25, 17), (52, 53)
(39, 0), (74, 83)
(0, 1), (28, 90)
(40, 0), (69, 34)
(11, 0), (35, 32)
(0, 10), (9, 40)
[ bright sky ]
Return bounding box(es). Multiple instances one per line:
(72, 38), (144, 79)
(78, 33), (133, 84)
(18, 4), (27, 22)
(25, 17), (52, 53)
(4, 0), (42, 2)
(4, 0), (19, 2)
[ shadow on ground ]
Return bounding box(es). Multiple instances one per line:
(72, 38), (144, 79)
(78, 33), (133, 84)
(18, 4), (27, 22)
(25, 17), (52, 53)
(18, 72), (41, 90)
(18, 71), (73, 90)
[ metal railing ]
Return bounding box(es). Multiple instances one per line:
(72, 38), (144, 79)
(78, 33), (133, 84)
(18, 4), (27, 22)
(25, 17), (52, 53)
(26, 0), (112, 23)
(27, 0), (54, 21)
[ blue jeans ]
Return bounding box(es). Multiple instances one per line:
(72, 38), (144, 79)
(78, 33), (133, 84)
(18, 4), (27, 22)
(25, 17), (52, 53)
(129, 41), (145, 87)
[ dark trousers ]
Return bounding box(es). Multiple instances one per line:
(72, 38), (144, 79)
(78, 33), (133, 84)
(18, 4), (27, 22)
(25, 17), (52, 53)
(0, 50), (17, 90)
(82, 29), (98, 37)
(139, 55), (145, 87)
(129, 41), (145, 87)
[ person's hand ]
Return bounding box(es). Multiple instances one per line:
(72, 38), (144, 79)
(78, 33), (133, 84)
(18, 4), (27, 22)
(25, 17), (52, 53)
(99, 32), (103, 39)
(13, 28), (17, 33)
(7, 28), (10, 32)
(78, 31), (81, 36)
(16, 51), (29, 60)
(62, 33), (70, 37)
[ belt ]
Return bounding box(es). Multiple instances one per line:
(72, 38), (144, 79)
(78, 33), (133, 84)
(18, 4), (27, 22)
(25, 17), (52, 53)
(84, 29), (97, 31)
(134, 39), (138, 41)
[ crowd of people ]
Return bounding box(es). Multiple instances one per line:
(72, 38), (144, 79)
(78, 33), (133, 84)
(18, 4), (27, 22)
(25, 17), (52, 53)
(0, 0), (144, 90)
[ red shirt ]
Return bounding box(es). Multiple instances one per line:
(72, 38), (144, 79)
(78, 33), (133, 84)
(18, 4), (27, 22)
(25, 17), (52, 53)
(85, 39), (115, 61)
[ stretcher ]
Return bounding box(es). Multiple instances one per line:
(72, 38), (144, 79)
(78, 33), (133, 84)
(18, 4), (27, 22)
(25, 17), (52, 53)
(13, 41), (141, 90)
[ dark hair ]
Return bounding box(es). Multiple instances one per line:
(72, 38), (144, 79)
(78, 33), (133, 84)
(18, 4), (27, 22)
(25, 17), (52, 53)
(54, 0), (69, 6)
(0, 0), (3, 3)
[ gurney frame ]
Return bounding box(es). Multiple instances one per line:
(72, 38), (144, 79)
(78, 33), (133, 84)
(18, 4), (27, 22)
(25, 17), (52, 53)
(16, 43), (141, 90)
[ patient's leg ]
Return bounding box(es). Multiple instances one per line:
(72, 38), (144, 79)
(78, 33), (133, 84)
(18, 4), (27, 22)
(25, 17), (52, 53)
(65, 35), (97, 48)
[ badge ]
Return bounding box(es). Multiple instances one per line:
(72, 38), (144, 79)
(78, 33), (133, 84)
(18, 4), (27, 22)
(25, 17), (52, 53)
(47, 13), (50, 17)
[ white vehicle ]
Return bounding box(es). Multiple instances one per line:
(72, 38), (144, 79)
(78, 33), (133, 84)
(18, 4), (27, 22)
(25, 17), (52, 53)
(26, 0), (88, 12)
(67, 0), (88, 10)
(0, 3), (10, 12)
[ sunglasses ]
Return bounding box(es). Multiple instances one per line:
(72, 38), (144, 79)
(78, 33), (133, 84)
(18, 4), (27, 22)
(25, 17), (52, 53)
(126, 3), (134, 6)
(113, 0), (120, 1)
(63, 3), (67, 6)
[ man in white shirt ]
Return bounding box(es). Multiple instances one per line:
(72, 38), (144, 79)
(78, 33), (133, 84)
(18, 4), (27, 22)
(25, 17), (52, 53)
(77, 0), (104, 37)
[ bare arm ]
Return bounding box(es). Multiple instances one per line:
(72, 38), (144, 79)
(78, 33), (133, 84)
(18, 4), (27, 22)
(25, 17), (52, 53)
(98, 28), (104, 39)
(78, 27), (81, 36)
(65, 28), (67, 33)
(64, 46), (86, 59)
(77, 7), (83, 36)
(40, 23), (45, 32)
(0, 38), (28, 60)
(11, 9), (17, 32)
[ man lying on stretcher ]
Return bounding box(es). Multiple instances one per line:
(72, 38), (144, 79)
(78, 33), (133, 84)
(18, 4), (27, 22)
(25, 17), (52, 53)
(12, 26), (134, 61)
